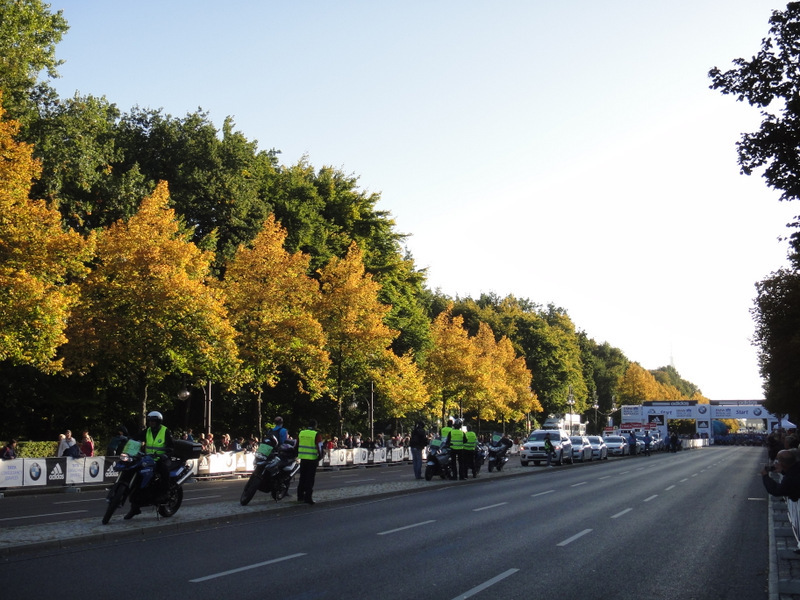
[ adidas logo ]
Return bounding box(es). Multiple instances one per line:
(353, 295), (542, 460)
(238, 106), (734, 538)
(48, 463), (65, 481)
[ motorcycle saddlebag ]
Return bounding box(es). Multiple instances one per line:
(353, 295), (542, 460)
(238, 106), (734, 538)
(173, 440), (202, 459)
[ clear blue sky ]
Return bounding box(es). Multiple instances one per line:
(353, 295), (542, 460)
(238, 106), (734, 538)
(47, 0), (796, 400)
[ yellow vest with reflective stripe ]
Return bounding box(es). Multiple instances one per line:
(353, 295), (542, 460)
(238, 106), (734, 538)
(298, 429), (319, 461)
(464, 431), (477, 450)
(145, 425), (167, 458)
(450, 429), (466, 450)
(440, 426), (453, 440)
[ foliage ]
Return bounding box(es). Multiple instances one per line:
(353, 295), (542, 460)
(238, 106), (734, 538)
(220, 214), (329, 429)
(0, 0), (67, 124)
(62, 182), (241, 424)
(0, 99), (92, 372)
(753, 268), (800, 417)
(315, 242), (398, 433)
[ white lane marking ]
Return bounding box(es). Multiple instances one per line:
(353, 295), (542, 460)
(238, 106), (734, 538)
(620, 471), (630, 475)
(557, 529), (592, 546)
(0, 510), (88, 522)
(664, 485), (675, 491)
(611, 508), (633, 519)
(749, 497), (767, 501)
(190, 553), (306, 582)
(473, 502), (508, 512)
(571, 482), (587, 487)
(643, 495), (658, 502)
(691, 473), (698, 477)
(450, 568), (519, 599)
(531, 490), (555, 497)
(183, 495), (224, 501)
(344, 478), (376, 483)
(679, 478), (688, 483)
(598, 476), (611, 480)
(377, 520), (436, 535)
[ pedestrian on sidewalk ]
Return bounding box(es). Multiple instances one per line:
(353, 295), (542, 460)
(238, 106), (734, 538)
(762, 448), (800, 554)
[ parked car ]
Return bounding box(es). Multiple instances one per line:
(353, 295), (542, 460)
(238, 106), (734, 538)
(570, 436), (593, 462)
(587, 435), (608, 460)
(520, 430), (573, 466)
(604, 435), (629, 456)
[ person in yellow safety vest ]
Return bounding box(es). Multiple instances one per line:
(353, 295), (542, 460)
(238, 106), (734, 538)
(448, 418), (468, 480)
(464, 425), (478, 478)
(126, 410), (175, 520)
(439, 418), (455, 479)
(296, 419), (323, 505)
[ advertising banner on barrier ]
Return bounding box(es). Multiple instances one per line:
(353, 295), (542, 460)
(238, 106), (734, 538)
(103, 457), (119, 483)
(208, 452), (237, 474)
(66, 457), (86, 484)
(0, 458), (24, 487)
(46, 458), (67, 486)
(23, 458), (47, 487)
(83, 458), (105, 484)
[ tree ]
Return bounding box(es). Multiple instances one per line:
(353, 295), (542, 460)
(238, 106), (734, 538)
(421, 306), (479, 425)
(221, 214), (329, 432)
(62, 181), (241, 425)
(753, 268), (800, 418)
(0, 0), (68, 124)
(708, 3), (800, 261)
(617, 363), (666, 404)
(0, 98), (91, 372)
(315, 242), (398, 435)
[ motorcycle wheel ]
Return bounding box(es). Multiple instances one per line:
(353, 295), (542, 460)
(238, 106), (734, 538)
(271, 477), (290, 501)
(497, 461), (504, 472)
(240, 474), (261, 506)
(102, 482), (127, 525)
(424, 465), (434, 481)
(488, 461), (494, 472)
(157, 484), (183, 517)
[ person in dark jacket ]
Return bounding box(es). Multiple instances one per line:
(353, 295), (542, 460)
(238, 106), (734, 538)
(762, 449), (800, 554)
(409, 421), (428, 480)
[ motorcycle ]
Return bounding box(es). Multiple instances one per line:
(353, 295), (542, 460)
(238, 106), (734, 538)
(240, 436), (300, 505)
(487, 435), (510, 472)
(424, 437), (455, 481)
(473, 442), (488, 475)
(102, 439), (198, 524)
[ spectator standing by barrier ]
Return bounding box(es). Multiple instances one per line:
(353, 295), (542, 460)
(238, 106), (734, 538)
(762, 449), (800, 554)
(271, 417), (288, 443)
(409, 421), (427, 480)
(297, 419), (323, 505)
(2, 439), (17, 459)
(57, 430), (76, 457)
(80, 431), (94, 457)
(106, 426), (128, 456)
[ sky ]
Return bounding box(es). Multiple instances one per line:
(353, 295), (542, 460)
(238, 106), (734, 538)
(45, 0), (797, 401)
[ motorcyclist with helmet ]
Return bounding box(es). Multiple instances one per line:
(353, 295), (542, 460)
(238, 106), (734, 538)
(448, 418), (468, 480)
(125, 410), (174, 519)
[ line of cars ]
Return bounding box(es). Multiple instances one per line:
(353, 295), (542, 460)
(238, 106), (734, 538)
(519, 429), (660, 466)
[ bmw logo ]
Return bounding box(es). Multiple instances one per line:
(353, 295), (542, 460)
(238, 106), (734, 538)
(29, 462), (42, 481)
(89, 461), (100, 478)
(698, 406), (707, 414)
(754, 408), (762, 416)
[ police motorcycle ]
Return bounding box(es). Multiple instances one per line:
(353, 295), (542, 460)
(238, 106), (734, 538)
(473, 441), (488, 475)
(102, 438), (199, 524)
(240, 434), (300, 505)
(486, 433), (510, 472)
(424, 436), (455, 481)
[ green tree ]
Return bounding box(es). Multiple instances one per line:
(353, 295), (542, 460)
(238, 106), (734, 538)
(709, 2), (800, 261)
(0, 0), (68, 124)
(221, 214), (330, 432)
(62, 181), (241, 426)
(753, 268), (800, 418)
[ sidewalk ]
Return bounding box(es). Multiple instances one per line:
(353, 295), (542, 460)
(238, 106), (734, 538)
(769, 492), (800, 600)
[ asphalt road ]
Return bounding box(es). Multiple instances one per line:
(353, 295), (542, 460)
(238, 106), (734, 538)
(0, 446), (769, 600)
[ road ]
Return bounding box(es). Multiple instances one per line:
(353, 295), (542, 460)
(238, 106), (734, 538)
(0, 446), (769, 599)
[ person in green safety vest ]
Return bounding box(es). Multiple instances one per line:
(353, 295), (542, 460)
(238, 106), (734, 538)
(126, 410), (175, 519)
(464, 424), (478, 478)
(449, 418), (468, 480)
(296, 419), (323, 505)
(439, 418), (455, 479)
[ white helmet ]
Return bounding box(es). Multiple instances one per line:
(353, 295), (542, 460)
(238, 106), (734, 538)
(146, 411), (163, 424)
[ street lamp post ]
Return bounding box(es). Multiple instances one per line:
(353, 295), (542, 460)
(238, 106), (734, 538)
(566, 386), (575, 434)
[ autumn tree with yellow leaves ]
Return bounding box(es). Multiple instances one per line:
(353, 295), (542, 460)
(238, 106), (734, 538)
(63, 182), (241, 426)
(220, 215), (330, 432)
(0, 99), (92, 373)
